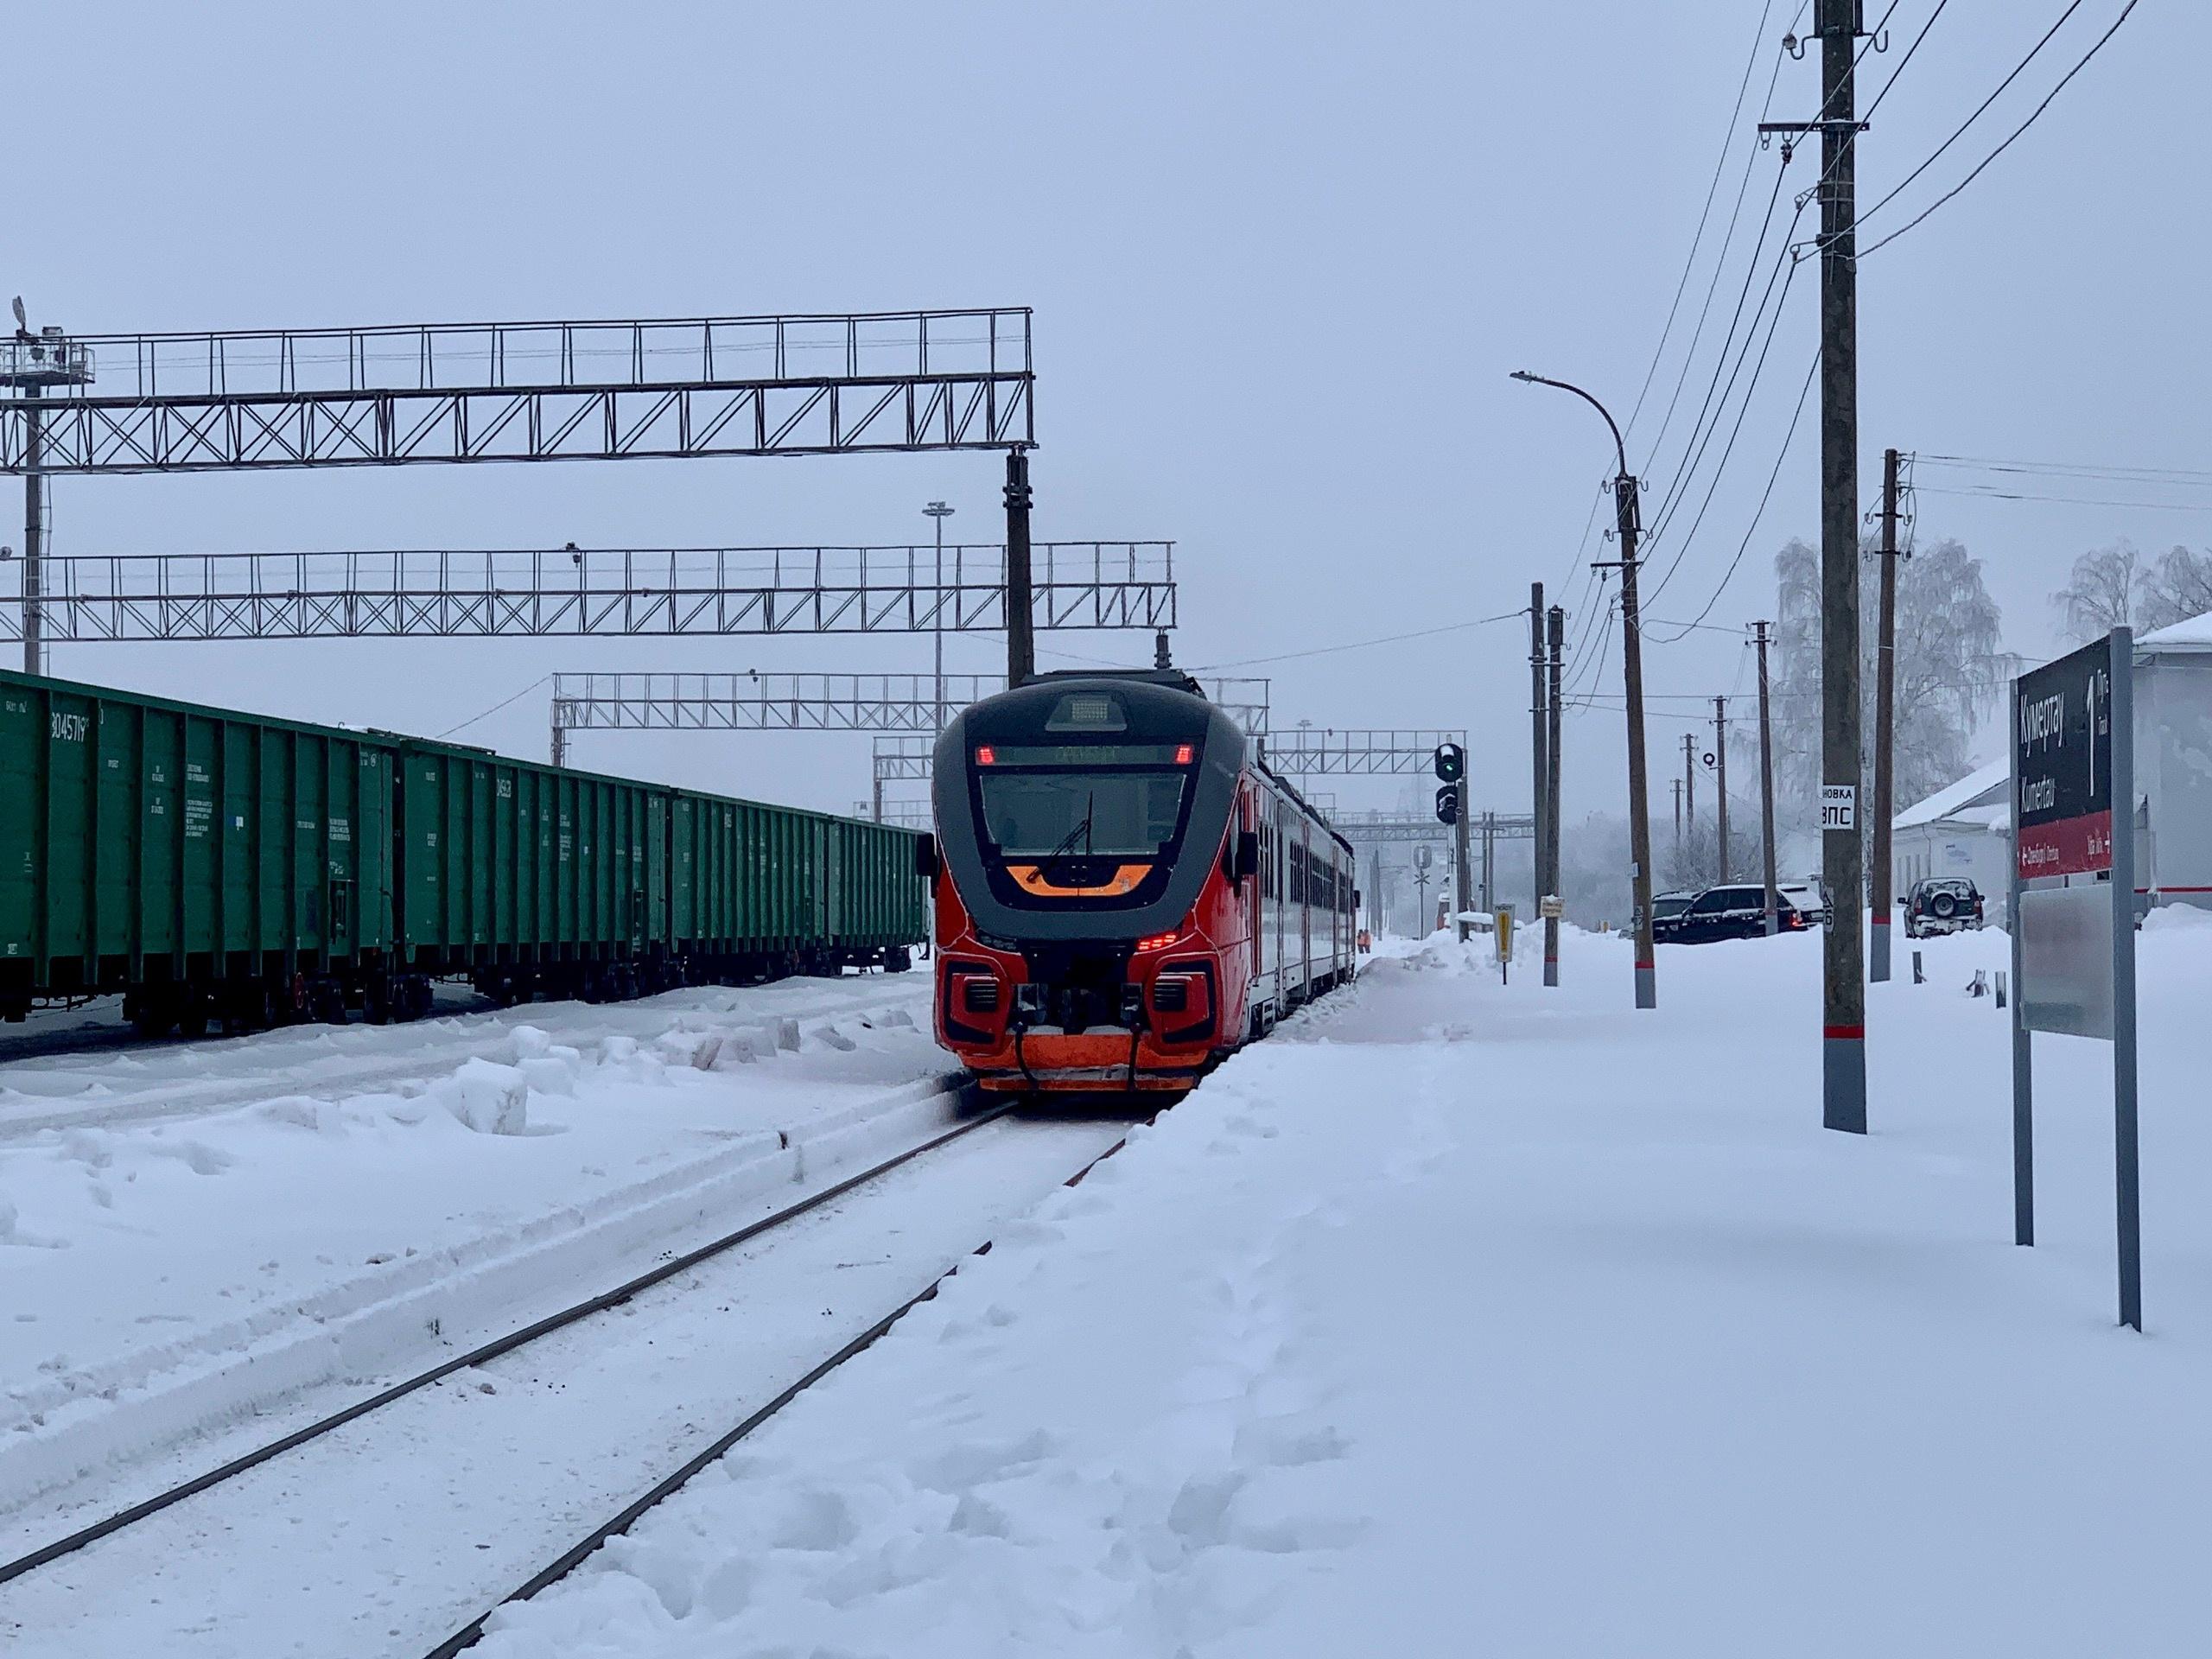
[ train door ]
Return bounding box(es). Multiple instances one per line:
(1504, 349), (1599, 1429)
(1297, 822), (1312, 995)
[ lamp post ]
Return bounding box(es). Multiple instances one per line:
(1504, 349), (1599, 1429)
(925, 501), (955, 732)
(1510, 370), (1656, 1009)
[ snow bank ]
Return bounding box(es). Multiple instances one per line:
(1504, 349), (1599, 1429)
(0, 981), (953, 1525)
(480, 922), (2212, 1657)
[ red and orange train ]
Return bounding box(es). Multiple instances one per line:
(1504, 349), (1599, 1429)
(917, 670), (1356, 1094)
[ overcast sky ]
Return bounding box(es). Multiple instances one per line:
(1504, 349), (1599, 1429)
(6, 1), (2191, 823)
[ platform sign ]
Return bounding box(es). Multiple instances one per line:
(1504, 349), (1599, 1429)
(1820, 784), (1855, 832)
(2009, 627), (2141, 1331)
(2016, 636), (2116, 879)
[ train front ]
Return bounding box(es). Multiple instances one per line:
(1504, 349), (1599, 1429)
(927, 672), (1248, 1094)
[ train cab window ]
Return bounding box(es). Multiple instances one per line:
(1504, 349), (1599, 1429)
(979, 770), (1187, 858)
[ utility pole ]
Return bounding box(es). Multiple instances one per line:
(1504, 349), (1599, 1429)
(1754, 620), (1779, 936)
(1510, 370), (1654, 1008)
(1870, 446), (1901, 982)
(1713, 696), (1730, 884)
(1544, 604), (1564, 987)
(1672, 779), (1684, 873)
(925, 499), (955, 732)
(1481, 811), (1496, 913)
(1764, 7), (1867, 1130)
(1003, 449), (1034, 687)
(1683, 732), (1697, 854)
(22, 391), (42, 677)
(1454, 777), (1474, 945)
(1529, 582), (1548, 915)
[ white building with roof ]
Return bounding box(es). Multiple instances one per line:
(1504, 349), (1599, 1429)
(1890, 610), (2212, 919)
(1892, 758), (2010, 908)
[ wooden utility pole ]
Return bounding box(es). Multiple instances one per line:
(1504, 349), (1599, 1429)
(1870, 446), (1902, 982)
(1713, 696), (1730, 884)
(1767, 2), (1868, 1131)
(1672, 778), (1684, 873)
(1529, 582), (1548, 915)
(1544, 603), (1564, 988)
(1754, 620), (1779, 936)
(1682, 732), (1697, 857)
(1817, 7), (1867, 1133)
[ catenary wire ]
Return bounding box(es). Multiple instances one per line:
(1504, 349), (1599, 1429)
(1859, 0), (2138, 258)
(1858, 0), (2084, 228)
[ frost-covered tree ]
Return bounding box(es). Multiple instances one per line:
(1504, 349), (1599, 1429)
(2140, 544), (2212, 632)
(2051, 541), (2146, 645)
(1764, 536), (2013, 840)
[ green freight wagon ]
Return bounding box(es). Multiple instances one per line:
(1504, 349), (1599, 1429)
(391, 738), (675, 1005)
(0, 667), (401, 1033)
(0, 666), (930, 1032)
(668, 792), (921, 979)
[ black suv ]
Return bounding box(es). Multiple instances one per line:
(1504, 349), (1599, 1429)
(1654, 883), (1815, 944)
(1904, 877), (1984, 938)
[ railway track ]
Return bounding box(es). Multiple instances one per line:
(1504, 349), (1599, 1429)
(0, 1093), (1147, 1656)
(423, 1114), (1147, 1659)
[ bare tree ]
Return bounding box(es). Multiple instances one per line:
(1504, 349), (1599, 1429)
(2051, 541), (2146, 644)
(1766, 536), (2014, 847)
(2140, 544), (2212, 632)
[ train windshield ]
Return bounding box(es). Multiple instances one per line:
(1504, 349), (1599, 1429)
(978, 771), (1187, 857)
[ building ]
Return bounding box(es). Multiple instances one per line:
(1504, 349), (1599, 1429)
(1892, 759), (2009, 907)
(1891, 611), (2212, 918)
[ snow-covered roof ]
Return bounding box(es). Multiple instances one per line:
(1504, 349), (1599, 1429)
(1895, 758), (2009, 830)
(2138, 609), (2212, 652)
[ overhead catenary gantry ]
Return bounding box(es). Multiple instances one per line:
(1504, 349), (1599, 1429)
(551, 667), (1263, 743)
(1256, 729), (1471, 777)
(0, 307), (1052, 682)
(0, 542), (1173, 642)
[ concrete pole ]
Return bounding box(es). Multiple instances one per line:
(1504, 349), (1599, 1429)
(1003, 451), (1034, 688)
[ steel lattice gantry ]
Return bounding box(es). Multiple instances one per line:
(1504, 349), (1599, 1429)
(1330, 810), (1535, 844)
(1256, 729), (1471, 777)
(0, 543), (1174, 641)
(0, 310), (1033, 473)
(552, 670), (1267, 737)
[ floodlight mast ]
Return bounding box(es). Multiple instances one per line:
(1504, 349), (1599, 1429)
(0, 306), (96, 675)
(1510, 369), (1655, 1009)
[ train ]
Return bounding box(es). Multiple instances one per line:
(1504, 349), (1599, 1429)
(0, 667), (927, 1035)
(918, 668), (1357, 1094)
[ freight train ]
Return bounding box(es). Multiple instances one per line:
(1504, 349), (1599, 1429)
(918, 669), (1357, 1094)
(0, 668), (926, 1035)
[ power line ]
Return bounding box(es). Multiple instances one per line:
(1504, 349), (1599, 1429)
(435, 675), (550, 739)
(1860, 0), (2139, 259)
(1643, 346), (1822, 644)
(1191, 610), (1523, 671)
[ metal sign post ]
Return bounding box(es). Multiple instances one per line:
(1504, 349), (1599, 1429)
(2011, 627), (2141, 1330)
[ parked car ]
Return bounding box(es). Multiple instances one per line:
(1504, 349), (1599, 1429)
(1904, 876), (1984, 938)
(1654, 883), (1817, 944)
(1650, 890), (1697, 928)
(1778, 880), (1832, 928)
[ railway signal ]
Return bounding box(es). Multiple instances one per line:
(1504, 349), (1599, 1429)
(1434, 785), (1459, 826)
(1433, 742), (1465, 783)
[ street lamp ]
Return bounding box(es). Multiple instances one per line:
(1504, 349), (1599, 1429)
(925, 501), (955, 733)
(1510, 369), (1656, 1010)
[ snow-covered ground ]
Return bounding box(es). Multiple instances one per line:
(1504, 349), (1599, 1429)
(0, 975), (957, 1533)
(443, 919), (2212, 1659)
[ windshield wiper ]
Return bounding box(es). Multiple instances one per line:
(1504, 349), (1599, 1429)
(1034, 791), (1096, 887)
